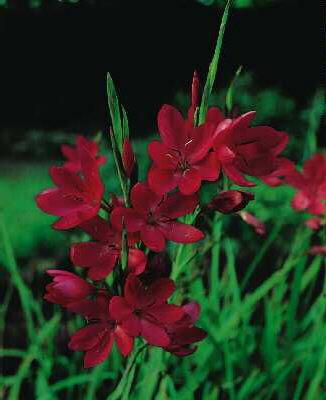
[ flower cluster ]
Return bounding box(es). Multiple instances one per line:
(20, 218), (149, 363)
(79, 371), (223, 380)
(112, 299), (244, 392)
(37, 71), (296, 368)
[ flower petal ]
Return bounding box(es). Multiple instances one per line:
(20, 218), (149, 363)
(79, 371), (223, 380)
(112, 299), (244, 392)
(130, 182), (162, 214)
(114, 327), (134, 356)
(69, 323), (107, 351)
(148, 167), (179, 195)
(140, 225), (166, 252)
(148, 141), (178, 169)
(159, 221), (204, 244)
(291, 191), (310, 211)
(157, 105), (187, 149)
(156, 192), (198, 219)
(178, 169), (201, 195)
(148, 304), (184, 324)
(128, 249), (147, 275)
(140, 319), (170, 347)
(109, 297), (133, 320)
(83, 332), (113, 368)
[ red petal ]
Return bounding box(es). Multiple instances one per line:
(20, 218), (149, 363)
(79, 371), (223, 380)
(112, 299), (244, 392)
(86, 255), (118, 280)
(114, 326), (134, 356)
(128, 249), (147, 275)
(156, 192), (198, 219)
(194, 152), (220, 181)
(80, 148), (104, 199)
(158, 221), (204, 244)
(69, 323), (107, 351)
(121, 314), (142, 337)
(36, 188), (81, 216)
(109, 297), (133, 320)
(84, 332), (113, 368)
(223, 164), (255, 187)
(140, 225), (166, 252)
(71, 242), (108, 267)
(148, 167), (179, 195)
(147, 278), (176, 305)
(50, 166), (84, 193)
(178, 169), (201, 195)
(130, 182), (162, 215)
(292, 191), (310, 211)
(183, 301), (200, 323)
(52, 210), (95, 230)
(157, 105), (187, 149)
(110, 207), (145, 233)
(206, 107), (225, 125)
(124, 275), (149, 308)
(148, 304), (184, 324)
(140, 319), (170, 347)
(79, 216), (115, 242)
(148, 141), (178, 169)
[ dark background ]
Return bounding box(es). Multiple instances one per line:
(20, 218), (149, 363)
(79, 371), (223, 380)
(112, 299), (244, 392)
(0, 0), (323, 139)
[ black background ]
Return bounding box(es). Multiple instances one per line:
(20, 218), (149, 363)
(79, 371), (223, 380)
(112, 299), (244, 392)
(0, 0), (323, 138)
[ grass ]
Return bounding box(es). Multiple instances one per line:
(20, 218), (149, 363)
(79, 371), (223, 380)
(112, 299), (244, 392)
(1, 150), (325, 399)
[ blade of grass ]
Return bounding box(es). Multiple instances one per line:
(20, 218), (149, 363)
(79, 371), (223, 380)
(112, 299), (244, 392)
(209, 217), (222, 308)
(107, 72), (123, 153)
(199, 0), (232, 124)
(0, 214), (35, 340)
(241, 221), (283, 290)
(8, 313), (60, 400)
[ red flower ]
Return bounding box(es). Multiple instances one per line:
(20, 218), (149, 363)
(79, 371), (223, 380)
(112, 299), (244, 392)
(61, 135), (106, 173)
(164, 302), (207, 356)
(68, 294), (134, 368)
(148, 105), (218, 195)
(109, 275), (184, 347)
(36, 148), (104, 229)
(71, 216), (147, 280)
(122, 139), (136, 178)
(239, 211), (266, 235)
(210, 110), (289, 187)
(44, 270), (94, 307)
(285, 153), (326, 215)
(111, 182), (204, 252)
(308, 246), (326, 256)
(305, 217), (323, 231)
(206, 190), (254, 214)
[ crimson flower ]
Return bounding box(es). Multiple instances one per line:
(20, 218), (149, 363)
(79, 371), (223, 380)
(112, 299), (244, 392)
(285, 153), (326, 215)
(36, 148), (104, 229)
(68, 294), (134, 368)
(164, 302), (207, 356)
(210, 110), (290, 187)
(148, 105), (218, 195)
(109, 275), (184, 347)
(61, 135), (106, 173)
(111, 182), (204, 252)
(71, 216), (147, 280)
(305, 217), (323, 231)
(44, 270), (94, 307)
(308, 246), (326, 256)
(206, 190), (254, 214)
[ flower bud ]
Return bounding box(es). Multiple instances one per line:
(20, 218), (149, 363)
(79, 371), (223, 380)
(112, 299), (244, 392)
(122, 138), (135, 178)
(207, 190), (254, 214)
(44, 270), (93, 307)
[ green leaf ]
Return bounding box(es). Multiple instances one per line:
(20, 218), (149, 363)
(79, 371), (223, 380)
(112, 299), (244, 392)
(107, 72), (123, 153)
